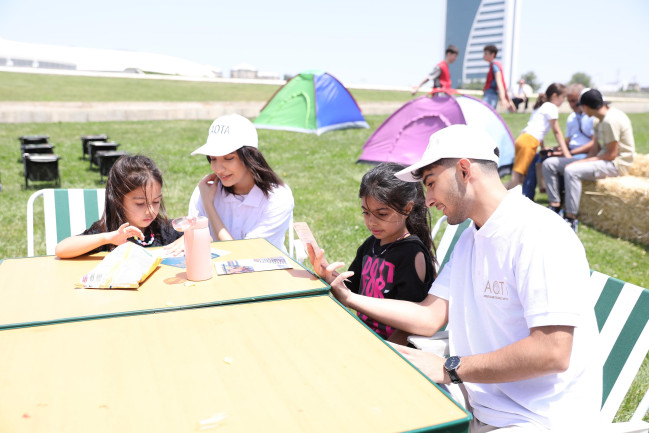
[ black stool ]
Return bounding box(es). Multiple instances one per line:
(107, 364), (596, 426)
(20, 144), (54, 155)
(97, 150), (128, 182)
(81, 134), (108, 160)
(23, 154), (61, 188)
(18, 136), (53, 161)
(88, 141), (119, 168)
(19, 135), (49, 146)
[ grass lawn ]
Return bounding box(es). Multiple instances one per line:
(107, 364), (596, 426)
(0, 71), (415, 103)
(3, 113), (648, 287)
(0, 73), (648, 422)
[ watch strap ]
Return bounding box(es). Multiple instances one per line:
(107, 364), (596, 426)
(447, 368), (462, 384)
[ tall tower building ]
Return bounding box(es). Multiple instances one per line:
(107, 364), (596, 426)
(445, 0), (521, 89)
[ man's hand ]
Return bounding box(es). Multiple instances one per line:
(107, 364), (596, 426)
(391, 343), (448, 383)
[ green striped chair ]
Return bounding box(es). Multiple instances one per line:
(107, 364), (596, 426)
(592, 271), (649, 432)
(27, 188), (105, 257)
(431, 216), (472, 274)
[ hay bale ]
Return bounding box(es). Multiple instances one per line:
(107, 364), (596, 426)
(628, 153), (649, 178)
(580, 176), (649, 246)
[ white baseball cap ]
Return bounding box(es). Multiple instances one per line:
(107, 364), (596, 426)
(191, 113), (258, 157)
(395, 124), (499, 182)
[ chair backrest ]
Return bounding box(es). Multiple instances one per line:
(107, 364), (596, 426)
(27, 188), (105, 256)
(432, 215), (472, 273)
(286, 213), (308, 262)
(591, 271), (649, 423)
(287, 212), (295, 257)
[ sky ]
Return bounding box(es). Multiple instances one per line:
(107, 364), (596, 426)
(1, 0), (648, 89)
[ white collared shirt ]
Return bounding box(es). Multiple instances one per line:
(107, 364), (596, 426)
(430, 191), (600, 430)
(188, 182), (294, 252)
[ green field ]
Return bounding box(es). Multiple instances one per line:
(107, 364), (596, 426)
(0, 71), (414, 103)
(0, 72), (647, 422)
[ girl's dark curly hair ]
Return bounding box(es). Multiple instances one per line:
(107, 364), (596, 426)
(359, 162), (437, 273)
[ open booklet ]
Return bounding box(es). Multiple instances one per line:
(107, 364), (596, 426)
(77, 242), (161, 289)
(214, 256), (293, 276)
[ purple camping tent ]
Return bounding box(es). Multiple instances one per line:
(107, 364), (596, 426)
(358, 92), (515, 176)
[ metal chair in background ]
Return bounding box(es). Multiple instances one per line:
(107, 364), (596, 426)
(18, 135), (52, 162)
(97, 150), (128, 182)
(19, 135), (49, 146)
(23, 154), (61, 188)
(88, 141), (120, 168)
(81, 134), (108, 160)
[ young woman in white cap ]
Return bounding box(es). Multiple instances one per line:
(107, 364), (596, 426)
(188, 113), (294, 252)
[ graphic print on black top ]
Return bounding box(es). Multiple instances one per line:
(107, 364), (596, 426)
(347, 235), (434, 339)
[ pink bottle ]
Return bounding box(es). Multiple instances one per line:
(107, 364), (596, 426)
(178, 216), (213, 281)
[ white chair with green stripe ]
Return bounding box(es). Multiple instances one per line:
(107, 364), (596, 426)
(591, 271), (649, 432)
(407, 216), (473, 356)
(431, 215), (472, 274)
(27, 188), (105, 257)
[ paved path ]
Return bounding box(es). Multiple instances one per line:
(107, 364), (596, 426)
(0, 99), (647, 123)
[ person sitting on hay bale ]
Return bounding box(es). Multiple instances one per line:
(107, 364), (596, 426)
(542, 88), (635, 233)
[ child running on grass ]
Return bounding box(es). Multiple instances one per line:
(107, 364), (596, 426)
(307, 162), (436, 344)
(506, 82), (571, 190)
(55, 155), (182, 258)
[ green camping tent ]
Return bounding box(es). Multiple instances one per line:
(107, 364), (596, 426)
(254, 70), (368, 135)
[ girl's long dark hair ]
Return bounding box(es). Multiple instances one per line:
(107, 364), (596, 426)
(90, 155), (169, 242)
(206, 146), (283, 197)
(359, 162), (436, 273)
(533, 82), (566, 110)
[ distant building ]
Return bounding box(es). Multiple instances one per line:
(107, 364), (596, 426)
(0, 38), (221, 78)
(230, 63), (258, 79)
(627, 82), (641, 92)
(444, 0), (521, 89)
(257, 71), (282, 80)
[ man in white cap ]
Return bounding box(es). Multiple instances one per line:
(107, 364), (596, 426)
(325, 124), (600, 431)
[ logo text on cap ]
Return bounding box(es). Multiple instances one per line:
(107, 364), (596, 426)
(210, 124), (230, 135)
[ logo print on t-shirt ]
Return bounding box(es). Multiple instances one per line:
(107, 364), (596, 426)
(484, 280), (508, 301)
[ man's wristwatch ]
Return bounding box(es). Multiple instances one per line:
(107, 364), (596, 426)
(444, 356), (463, 384)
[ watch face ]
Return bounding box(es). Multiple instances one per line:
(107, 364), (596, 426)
(445, 356), (461, 370)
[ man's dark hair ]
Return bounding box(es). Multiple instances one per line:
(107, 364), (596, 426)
(579, 89), (605, 110)
(446, 44), (459, 55)
(483, 44), (498, 56)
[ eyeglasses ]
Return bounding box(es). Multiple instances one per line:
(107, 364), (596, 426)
(568, 99), (581, 105)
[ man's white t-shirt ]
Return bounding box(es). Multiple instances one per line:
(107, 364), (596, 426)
(523, 102), (559, 141)
(188, 182), (294, 252)
(430, 191), (600, 430)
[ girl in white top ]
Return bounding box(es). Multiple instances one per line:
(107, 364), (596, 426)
(188, 114), (294, 252)
(505, 82), (571, 189)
